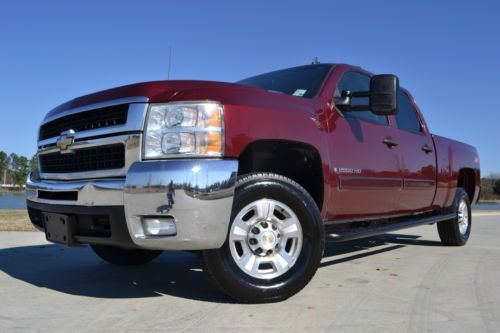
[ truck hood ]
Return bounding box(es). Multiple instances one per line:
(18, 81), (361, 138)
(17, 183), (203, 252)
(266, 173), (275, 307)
(46, 80), (265, 118)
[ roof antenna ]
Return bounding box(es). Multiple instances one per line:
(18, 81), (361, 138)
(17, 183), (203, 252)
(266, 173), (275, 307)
(311, 57), (320, 65)
(168, 46), (172, 80)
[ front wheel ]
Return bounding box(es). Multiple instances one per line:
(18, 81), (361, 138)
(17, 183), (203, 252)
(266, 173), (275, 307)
(90, 245), (163, 265)
(201, 173), (325, 303)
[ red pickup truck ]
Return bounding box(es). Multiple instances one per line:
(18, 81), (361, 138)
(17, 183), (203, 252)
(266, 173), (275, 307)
(27, 63), (480, 303)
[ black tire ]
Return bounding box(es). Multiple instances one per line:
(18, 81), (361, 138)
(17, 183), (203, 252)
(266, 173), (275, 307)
(200, 173), (325, 303)
(437, 188), (471, 246)
(90, 245), (163, 265)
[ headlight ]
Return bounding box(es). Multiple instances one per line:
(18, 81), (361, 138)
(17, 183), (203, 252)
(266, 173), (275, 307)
(144, 102), (223, 159)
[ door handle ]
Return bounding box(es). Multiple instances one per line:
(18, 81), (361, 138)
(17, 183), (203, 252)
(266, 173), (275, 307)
(382, 138), (399, 148)
(422, 144), (433, 154)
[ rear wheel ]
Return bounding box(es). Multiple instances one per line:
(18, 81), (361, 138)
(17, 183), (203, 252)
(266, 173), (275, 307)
(201, 173), (325, 303)
(437, 188), (471, 246)
(90, 245), (163, 265)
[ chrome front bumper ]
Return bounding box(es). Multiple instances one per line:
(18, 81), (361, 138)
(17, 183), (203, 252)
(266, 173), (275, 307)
(26, 159), (238, 250)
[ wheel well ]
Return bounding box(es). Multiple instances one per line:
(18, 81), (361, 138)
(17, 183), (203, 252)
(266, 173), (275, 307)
(457, 168), (476, 201)
(237, 140), (324, 210)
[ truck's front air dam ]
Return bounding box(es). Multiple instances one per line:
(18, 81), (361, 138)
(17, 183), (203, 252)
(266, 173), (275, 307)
(124, 159), (238, 250)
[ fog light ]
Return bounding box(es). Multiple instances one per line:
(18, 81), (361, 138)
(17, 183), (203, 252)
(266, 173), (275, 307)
(142, 217), (177, 236)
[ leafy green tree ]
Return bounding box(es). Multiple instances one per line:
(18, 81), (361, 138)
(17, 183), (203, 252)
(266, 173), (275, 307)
(494, 178), (500, 196)
(8, 153), (18, 168)
(30, 153), (38, 171)
(9, 153), (29, 186)
(0, 151), (9, 182)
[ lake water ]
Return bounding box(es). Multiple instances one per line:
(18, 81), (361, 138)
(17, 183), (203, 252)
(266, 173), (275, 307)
(0, 192), (27, 209)
(0, 192), (498, 211)
(473, 202), (500, 211)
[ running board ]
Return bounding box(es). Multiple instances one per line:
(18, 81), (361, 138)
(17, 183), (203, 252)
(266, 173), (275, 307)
(326, 212), (456, 242)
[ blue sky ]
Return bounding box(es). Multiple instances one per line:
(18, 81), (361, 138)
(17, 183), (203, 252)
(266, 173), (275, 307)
(1, 0), (499, 175)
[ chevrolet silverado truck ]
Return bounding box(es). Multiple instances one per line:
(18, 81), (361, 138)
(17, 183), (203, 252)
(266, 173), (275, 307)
(26, 63), (480, 303)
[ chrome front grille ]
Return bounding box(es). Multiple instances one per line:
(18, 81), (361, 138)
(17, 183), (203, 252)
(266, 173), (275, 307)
(37, 97), (149, 180)
(39, 144), (125, 173)
(39, 104), (129, 140)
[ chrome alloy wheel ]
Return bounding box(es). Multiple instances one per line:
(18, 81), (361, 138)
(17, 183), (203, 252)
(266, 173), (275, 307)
(457, 199), (469, 235)
(229, 199), (303, 280)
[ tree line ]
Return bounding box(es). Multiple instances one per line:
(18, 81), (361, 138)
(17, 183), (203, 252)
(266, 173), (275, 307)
(480, 175), (500, 200)
(0, 151), (38, 186)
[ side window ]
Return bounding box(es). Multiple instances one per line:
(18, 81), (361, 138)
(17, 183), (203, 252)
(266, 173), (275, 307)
(395, 91), (423, 133)
(334, 71), (388, 125)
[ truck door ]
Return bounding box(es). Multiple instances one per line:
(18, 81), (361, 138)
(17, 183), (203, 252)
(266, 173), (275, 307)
(393, 90), (437, 212)
(328, 71), (403, 220)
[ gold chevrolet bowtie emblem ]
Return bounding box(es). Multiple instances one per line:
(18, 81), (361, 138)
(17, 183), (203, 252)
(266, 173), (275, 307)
(56, 130), (75, 152)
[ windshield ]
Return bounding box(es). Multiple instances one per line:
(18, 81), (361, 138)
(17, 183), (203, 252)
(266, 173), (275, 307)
(237, 64), (333, 98)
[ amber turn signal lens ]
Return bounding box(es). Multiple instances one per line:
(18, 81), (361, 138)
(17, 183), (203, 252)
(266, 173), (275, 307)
(207, 109), (221, 128)
(198, 104), (222, 128)
(207, 132), (222, 153)
(196, 131), (222, 155)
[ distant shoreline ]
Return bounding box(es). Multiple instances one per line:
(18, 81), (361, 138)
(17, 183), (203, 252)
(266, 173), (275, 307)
(0, 188), (25, 194)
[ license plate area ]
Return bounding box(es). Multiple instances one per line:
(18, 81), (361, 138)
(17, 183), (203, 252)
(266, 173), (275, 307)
(42, 213), (78, 246)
